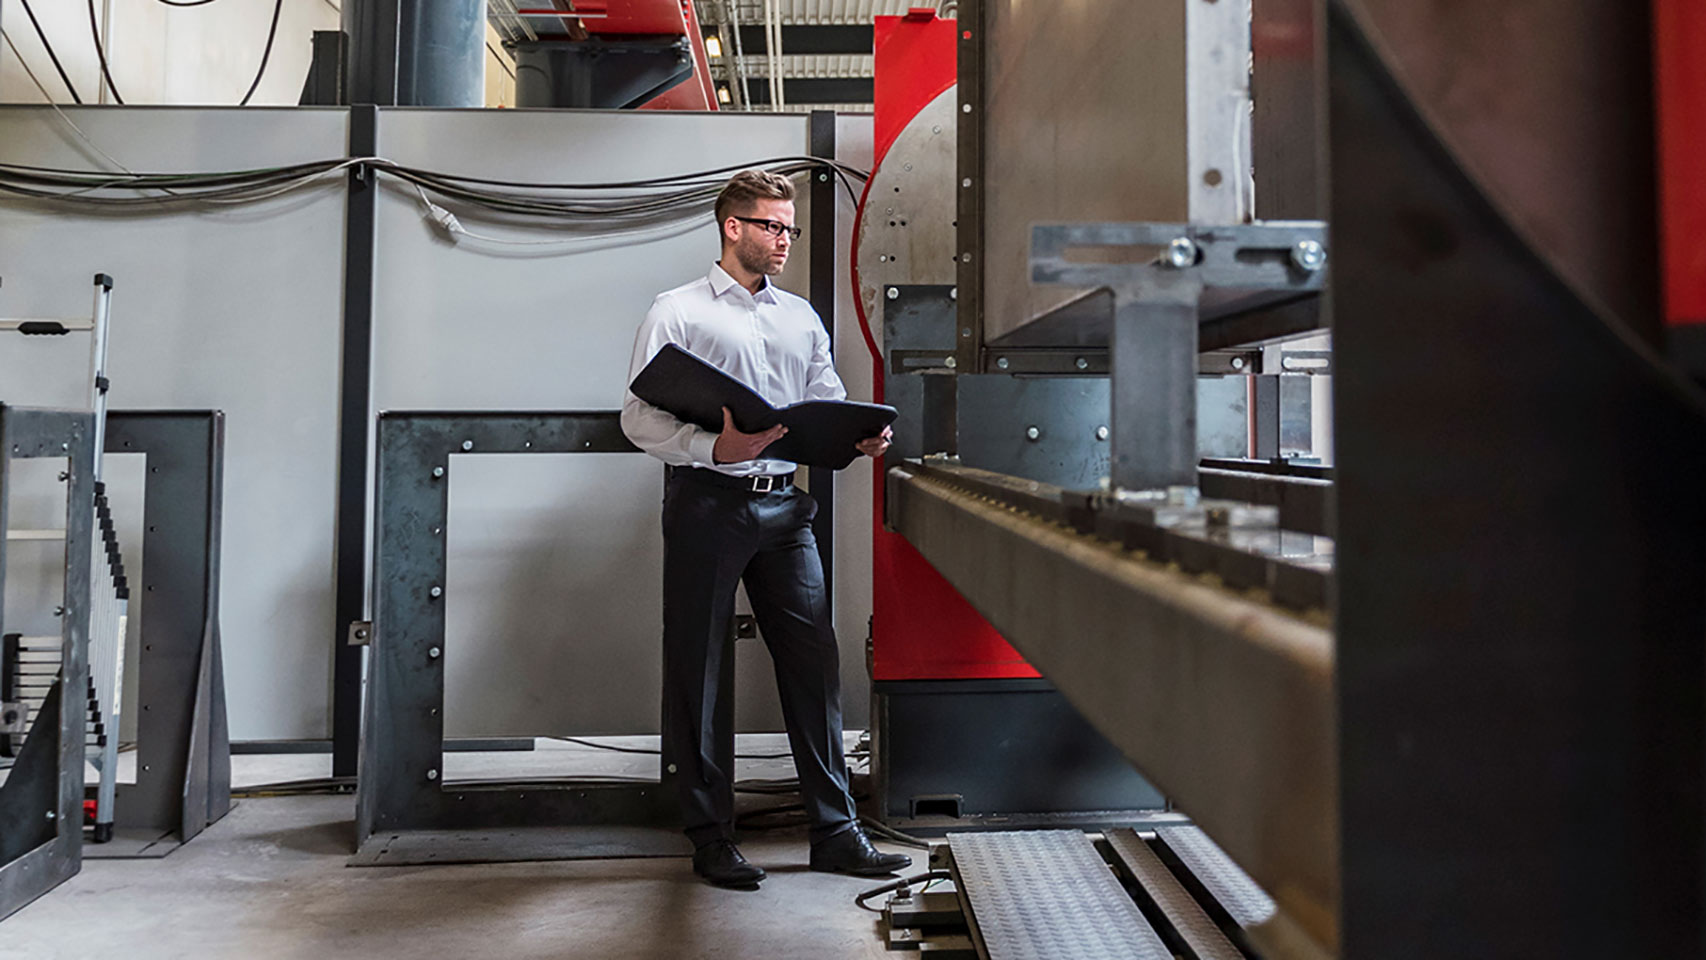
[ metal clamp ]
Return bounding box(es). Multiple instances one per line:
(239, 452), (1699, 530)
(1029, 221), (1329, 297)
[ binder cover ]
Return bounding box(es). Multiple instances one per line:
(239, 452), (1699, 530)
(629, 343), (898, 470)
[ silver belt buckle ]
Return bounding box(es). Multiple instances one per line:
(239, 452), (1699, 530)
(751, 475), (776, 493)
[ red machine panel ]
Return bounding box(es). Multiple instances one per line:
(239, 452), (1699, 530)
(517, 0), (716, 110)
(865, 11), (1038, 681)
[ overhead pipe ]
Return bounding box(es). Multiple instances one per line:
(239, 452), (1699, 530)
(344, 0), (488, 106)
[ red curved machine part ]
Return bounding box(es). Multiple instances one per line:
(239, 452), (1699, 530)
(1656, 0), (1705, 327)
(864, 11), (1038, 681)
(516, 0), (717, 110)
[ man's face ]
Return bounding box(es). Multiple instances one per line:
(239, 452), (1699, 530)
(727, 198), (796, 278)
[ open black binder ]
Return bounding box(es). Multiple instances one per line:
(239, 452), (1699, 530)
(629, 343), (897, 470)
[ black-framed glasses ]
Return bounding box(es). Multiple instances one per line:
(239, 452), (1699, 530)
(733, 216), (803, 241)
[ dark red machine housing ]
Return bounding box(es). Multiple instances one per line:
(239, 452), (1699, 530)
(514, 0), (718, 110)
(865, 10), (1039, 684)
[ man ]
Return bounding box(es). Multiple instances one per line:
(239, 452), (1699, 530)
(621, 169), (906, 888)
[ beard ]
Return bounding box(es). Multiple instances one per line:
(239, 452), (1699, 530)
(734, 233), (786, 276)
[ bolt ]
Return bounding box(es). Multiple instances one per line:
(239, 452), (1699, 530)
(1231, 356), (1246, 371)
(60, 442), (68, 451)
(962, 178), (972, 188)
(904, 163), (913, 172)
(961, 252), (972, 263)
(355, 628), (368, 640)
(996, 357), (1010, 370)
(429, 585), (443, 598)
(46, 810), (55, 821)
(1096, 426), (1110, 441)
(53, 606), (64, 617)
(57, 471), (69, 482)
(1075, 356), (1089, 370)
(432, 466), (445, 479)
(426, 769), (439, 781)
(1025, 425), (1041, 441)
(1163, 237), (1198, 269)
(428, 646), (441, 659)
(818, 173), (828, 182)
(932, 125), (942, 134)
(431, 526), (443, 536)
(950, 288), (958, 300)
(961, 327), (971, 338)
(461, 440), (474, 451)
(667, 763), (678, 774)
(945, 357), (958, 369)
(962, 103), (972, 113)
(887, 287), (900, 300)
(1291, 239), (1328, 272)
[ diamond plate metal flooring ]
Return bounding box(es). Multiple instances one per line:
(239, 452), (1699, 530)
(1154, 824), (1277, 928)
(1104, 828), (1242, 960)
(949, 830), (1169, 960)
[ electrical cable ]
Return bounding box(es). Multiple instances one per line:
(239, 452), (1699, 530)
(846, 159), (886, 368)
(544, 735), (799, 761)
(86, 0), (126, 104)
(18, 0), (82, 104)
(238, 0), (285, 106)
(155, 0), (224, 6)
(854, 870), (952, 911)
(231, 775), (355, 797)
(858, 815), (931, 849)
(0, 156), (870, 247)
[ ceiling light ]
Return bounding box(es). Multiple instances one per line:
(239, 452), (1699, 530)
(717, 86), (731, 104)
(705, 34), (723, 58)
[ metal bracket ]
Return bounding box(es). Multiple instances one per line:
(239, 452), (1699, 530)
(1029, 221), (1329, 295)
(347, 621), (372, 647)
(1026, 222), (1327, 492)
(0, 702), (23, 735)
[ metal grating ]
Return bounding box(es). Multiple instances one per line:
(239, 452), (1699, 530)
(950, 831), (1170, 960)
(1154, 824), (1278, 928)
(1104, 829), (1243, 960)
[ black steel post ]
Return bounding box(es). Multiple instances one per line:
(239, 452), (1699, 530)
(331, 105), (378, 779)
(808, 111), (837, 603)
(299, 31), (349, 106)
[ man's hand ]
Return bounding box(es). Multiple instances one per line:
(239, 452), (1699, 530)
(856, 425), (894, 459)
(713, 407), (787, 464)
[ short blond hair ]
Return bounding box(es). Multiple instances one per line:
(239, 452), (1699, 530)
(714, 169), (796, 227)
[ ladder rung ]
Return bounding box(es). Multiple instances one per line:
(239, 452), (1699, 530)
(0, 318), (93, 333)
(15, 637), (62, 649)
(5, 530), (66, 541)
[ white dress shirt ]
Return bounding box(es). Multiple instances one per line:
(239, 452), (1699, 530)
(622, 263), (846, 477)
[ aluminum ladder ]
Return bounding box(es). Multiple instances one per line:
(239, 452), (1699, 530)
(0, 273), (129, 843)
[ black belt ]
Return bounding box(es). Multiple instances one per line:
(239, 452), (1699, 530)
(670, 466), (795, 494)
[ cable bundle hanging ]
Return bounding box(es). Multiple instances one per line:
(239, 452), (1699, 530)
(0, 155), (871, 238)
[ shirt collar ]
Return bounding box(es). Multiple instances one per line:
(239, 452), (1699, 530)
(709, 262), (779, 304)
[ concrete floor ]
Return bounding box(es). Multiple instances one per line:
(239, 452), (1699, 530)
(3, 736), (912, 960)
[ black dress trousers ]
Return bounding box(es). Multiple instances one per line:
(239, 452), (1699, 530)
(659, 469), (857, 848)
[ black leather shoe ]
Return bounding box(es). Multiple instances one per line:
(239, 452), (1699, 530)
(809, 825), (912, 876)
(693, 840), (766, 887)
